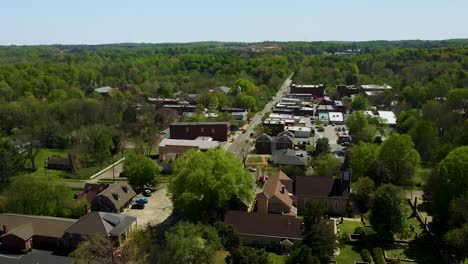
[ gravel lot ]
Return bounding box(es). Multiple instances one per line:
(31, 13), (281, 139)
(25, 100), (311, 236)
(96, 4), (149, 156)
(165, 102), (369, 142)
(123, 183), (173, 227)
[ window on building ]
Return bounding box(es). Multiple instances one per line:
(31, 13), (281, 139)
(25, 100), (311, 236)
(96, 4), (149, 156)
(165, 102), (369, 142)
(185, 127), (189, 133)
(201, 127), (204, 133)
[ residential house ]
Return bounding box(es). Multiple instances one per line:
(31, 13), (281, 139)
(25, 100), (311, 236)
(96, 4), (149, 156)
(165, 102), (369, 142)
(0, 214), (76, 252)
(255, 134), (273, 154)
(64, 212), (137, 249)
(271, 149), (308, 168)
(256, 171), (296, 215)
(273, 133), (294, 150)
(170, 122), (230, 141)
(295, 176), (349, 215)
(76, 183), (109, 204)
(47, 154), (82, 172)
(224, 211), (304, 247)
(90, 183), (136, 213)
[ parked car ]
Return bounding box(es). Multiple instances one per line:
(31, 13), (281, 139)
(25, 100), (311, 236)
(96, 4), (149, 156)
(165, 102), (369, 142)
(136, 198), (149, 204)
(132, 203), (145, 210)
(341, 127), (346, 132)
(258, 175), (266, 183)
(142, 189), (152, 197)
(317, 127), (324, 132)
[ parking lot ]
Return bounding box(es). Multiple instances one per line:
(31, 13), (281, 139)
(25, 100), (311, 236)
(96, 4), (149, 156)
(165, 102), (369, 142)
(123, 183), (173, 227)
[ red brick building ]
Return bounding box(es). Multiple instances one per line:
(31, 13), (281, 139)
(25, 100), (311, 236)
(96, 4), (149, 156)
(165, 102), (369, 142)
(169, 122), (230, 142)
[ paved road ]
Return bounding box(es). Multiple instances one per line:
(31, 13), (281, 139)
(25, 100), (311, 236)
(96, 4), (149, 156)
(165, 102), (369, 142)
(227, 73), (293, 156)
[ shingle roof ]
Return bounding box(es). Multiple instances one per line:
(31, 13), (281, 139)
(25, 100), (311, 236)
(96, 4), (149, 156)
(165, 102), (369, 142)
(0, 214), (77, 240)
(93, 183), (136, 211)
(260, 172), (294, 210)
(271, 149), (307, 166)
(256, 134), (273, 142)
(277, 130), (294, 138)
(224, 211), (303, 240)
(159, 138), (219, 150)
(65, 212), (136, 237)
(274, 134), (294, 144)
(295, 176), (349, 198)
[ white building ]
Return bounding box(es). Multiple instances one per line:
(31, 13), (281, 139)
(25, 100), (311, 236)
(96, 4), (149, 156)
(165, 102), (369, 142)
(328, 112), (344, 124)
(285, 126), (311, 138)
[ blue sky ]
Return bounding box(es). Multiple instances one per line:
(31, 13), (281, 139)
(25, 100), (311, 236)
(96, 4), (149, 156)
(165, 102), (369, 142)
(1, 0), (467, 45)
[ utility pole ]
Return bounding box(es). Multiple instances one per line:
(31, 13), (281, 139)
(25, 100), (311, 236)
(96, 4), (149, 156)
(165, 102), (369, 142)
(112, 156), (115, 183)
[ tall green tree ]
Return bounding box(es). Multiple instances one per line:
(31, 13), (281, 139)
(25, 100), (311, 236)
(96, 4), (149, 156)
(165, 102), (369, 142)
(350, 142), (380, 182)
(370, 184), (406, 240)
(378, 133), (420, 185)
(169, 149), (253, 221)
(164, 222), (221, 264)
(353, 177), (375, 212)
(0, 138), (25, 182)
(433, 146), (468, 224)
(124, 152), (161, 191)
(313, 154), (341, 178)
(346, 111), (377, 143)
(350, 95), (368, 111)
(409, 120), (439, 164)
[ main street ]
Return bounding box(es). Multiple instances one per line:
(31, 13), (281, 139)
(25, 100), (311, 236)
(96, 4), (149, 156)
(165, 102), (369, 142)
(226, 73), (293, 156)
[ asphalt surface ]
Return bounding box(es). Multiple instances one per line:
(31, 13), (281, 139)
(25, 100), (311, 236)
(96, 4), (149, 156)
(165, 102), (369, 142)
(226, 73), (293, 156)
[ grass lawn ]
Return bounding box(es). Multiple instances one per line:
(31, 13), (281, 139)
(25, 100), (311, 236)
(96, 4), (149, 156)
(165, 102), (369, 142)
(212, 250), (229, 264)
(337, 219), (362, 235)
(267, 253), (287, 264)
(413, 167), (431, 188)
(246, 155), (265, 164)
(27, 148), (68, 178)
(384, 241), (443, 264)
(335, 244), (363, 264)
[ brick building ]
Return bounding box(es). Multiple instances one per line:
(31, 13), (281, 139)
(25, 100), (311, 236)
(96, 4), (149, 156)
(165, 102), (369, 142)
(169, 122), (230, 142)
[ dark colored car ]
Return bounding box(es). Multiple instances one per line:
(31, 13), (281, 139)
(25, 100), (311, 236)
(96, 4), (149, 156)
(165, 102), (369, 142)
(132, 203), (145, 210)
(142, 189), (152, 197)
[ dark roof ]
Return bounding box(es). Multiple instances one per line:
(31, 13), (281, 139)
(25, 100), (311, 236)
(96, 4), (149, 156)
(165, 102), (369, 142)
(77, 183), (108, 203)
(256, 134), (273, 142)
(224, 211), (303, 240)
(171, 122), (230, 126)
(271, 149), (307, 166)
(277, 130), (294, 138)
(295, 176), (349, 198)
(0, 214), (76, 240)
(65, 212), (136, 237)
(94, 183), (136, 210)
(274, 134), (294, 144)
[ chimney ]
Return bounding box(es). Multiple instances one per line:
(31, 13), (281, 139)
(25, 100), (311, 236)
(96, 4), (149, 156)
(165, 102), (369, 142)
(3, 224), (8, 233)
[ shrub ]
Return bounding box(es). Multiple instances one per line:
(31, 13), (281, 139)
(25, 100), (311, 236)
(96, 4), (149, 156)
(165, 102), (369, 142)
(361, 248), (374, 264)
(354, 227), (366, 237)
(372, 248), (386, 264)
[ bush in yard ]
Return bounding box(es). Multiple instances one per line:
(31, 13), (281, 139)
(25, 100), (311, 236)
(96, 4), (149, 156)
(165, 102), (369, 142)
(361, 248), (374, 264)
(354, 226), (366, 237)
(372, 248), (386, 264)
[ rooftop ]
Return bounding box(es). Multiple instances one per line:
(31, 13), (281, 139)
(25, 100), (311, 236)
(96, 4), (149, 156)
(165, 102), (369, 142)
(224, 211), (303, 240)
(295, 176), (349, 198)
(159, 138), (220, 150)
(65, 211), (136, 237)
(94, 86), (114, 93)
(171, 122), (230, 126)
(0, 214), (77, 239)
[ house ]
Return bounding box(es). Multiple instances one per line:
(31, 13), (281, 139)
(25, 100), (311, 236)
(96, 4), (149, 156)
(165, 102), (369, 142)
(271, 149), (307, 167)
(47, 154), (82, 172)
(64, 212), (136, 249)
(91, 183), (136, 213)
(220, 107), (248, 113)
(255, 134), (273, 154)
(273, 133), (294, 150)
(289, 84), (325, 98)
(295, 176), (349, 215)
(256, 171), (296, 215)
(285, 126), (311, 138)
(0, 214), (76, 252)
(170, 122), (230, 142)
(76, 183), (109, 204)
(224, 211), (304, 247)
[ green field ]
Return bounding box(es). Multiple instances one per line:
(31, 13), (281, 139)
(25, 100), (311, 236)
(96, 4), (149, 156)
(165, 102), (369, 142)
(27, 148), (68, 178)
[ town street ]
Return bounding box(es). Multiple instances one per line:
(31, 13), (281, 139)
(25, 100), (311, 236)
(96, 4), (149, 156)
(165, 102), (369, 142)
(226, 73), (293, 156)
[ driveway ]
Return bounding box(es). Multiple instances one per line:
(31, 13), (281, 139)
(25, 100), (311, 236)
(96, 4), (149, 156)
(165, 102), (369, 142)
(123, 183), (173, 227)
